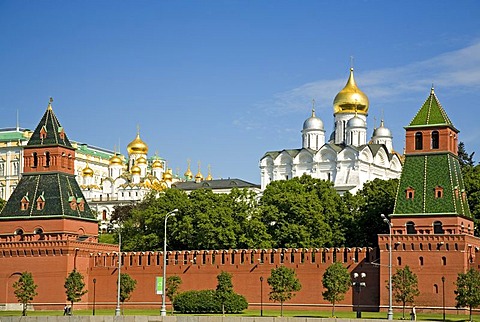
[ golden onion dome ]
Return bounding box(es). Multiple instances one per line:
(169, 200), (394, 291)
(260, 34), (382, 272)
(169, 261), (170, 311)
(184, 168), (193, 179)
(127, 133), (149, 155)
(152, 159), (163, 169)
(163, 169), (173, 181)
(333, 68), (369, 115)
(136, 156), (147, 165)
(131, 165), (141, 175)
(109, 154), (123, 166)
(82, 164), (94, 177)
(195, 170), (204, 181)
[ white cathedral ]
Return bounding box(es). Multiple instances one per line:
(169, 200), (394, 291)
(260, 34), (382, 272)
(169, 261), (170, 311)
(260, 68), (403, 194)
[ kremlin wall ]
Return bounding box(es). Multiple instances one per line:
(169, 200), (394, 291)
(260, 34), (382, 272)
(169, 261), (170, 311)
(0, 71), (479, 315)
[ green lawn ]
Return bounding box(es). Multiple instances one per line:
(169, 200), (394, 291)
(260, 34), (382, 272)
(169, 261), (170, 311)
(1, 308), (479, 321)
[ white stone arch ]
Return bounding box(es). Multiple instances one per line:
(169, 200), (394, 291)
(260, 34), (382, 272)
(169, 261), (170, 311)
(275, 151), (293, 166)
(338, 147), (357, 162)
(294, 150), (314, 176)
(359, 146), (374, 163)
(390, 154), (402, 172)
(373, 147), (389, 168)
(318, 147), (337, 163)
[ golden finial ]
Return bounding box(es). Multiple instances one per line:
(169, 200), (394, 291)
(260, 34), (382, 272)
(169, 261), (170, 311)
(206, 164), (213, 181)
(350, 56), (354, 70)
(431, 84), (435, 94)
(136, 124), (140, 135)
(47, 97), (53, 110)
(184, 159), (193, 180)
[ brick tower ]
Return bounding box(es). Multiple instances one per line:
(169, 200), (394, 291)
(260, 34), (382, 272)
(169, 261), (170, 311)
(379, 88), (480, 312)
(0, 99), (116, 310)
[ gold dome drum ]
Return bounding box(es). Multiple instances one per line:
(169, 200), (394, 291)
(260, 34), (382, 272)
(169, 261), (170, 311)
(109, 155), (123, 166)
(127, 133), (149, 155)
(333, 68), (369, 115)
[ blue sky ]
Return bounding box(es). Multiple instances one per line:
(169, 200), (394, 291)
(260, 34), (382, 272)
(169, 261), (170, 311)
(1, 1), (479, 183)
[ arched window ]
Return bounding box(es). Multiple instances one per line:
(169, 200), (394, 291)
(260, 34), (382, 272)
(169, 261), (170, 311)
(442, 256), (447, 266)
(33, 152), (38, 167)
(434, 284), (439, 294)
(434, 221), (444, 234)
(406, 221), (416, 234)
(406, 187), (415, 200)
(45, 152), (50, 167)
(432, 131), (439, 149)
(397, 256), (402, 266)
(415, 132), (423, 150)
(419, 256), (424, 266)
(435, 186), (444, 199)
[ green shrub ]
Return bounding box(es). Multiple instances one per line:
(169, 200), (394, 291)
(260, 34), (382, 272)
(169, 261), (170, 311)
(222, 292), (248, 313)
(174, 290), (219, 313)
(173, 289), (248, 314)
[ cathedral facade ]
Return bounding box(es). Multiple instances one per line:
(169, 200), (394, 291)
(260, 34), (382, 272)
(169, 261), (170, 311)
(260, 68), (403, 194)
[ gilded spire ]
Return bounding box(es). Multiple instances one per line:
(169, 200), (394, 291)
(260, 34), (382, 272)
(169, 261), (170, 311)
(206, 164), (213, 181)
(47, 97), (53, 110)
(184, 159), (193, 180)
(333, 67), (369, 115)
(195, 161), (203, 182)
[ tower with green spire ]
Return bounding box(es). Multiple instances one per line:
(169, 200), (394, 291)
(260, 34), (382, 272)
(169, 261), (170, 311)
(379, 88), (480, 311)
(393, 87), (471, 233)
(0, 98), (98, 242)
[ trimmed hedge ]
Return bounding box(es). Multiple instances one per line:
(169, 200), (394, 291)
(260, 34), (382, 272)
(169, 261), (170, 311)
(173, 290), (248, 314)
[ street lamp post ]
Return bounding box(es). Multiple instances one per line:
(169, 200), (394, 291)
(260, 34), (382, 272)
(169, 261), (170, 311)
(260, 276), (264, 317)
(92, 278), (96, 316)
(381, 213), (393, 320)
(352, 272), (367, 318)
(161, 209), (179, 317)
(442, 276), (446, 321)
(115, 229), (122, 316)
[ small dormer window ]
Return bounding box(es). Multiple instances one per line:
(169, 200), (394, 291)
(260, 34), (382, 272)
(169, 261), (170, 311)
(58, 127), (65, 140)
(406, 187), (415, 200)
(36, 195), (45, 210)
(462, 191), (467, 202)
(40, 126), (47, 139)
(77, 198), (85, 211)
(455, 188), (459, 199)
(434, 186), (444, 199)
(20, 196), (29, 210)
(68, 196), (77, 210)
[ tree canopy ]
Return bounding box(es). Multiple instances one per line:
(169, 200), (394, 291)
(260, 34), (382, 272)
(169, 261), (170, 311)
(267, 266), (301, 316)
(13, 272), (38, 316)
(391, 266), (420, 318)
(322, 262), (351, 317)
(109, 175), (405, 251)
(64, 270), (87, 312)
(455, 268), (480, 321)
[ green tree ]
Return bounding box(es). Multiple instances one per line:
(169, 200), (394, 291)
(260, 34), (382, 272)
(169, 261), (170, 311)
(0, 198), (5, 211)
(120, 273), (137, 314)
(455, 268), (480, 321)
(13, 272), (38, 316)
(322, 262), (351, 317)
(166, 275), (182, 315)
(64, 270), (87, 313)
(267, 266), (301, 316)
(260, 175), (350, 248)
(216, 271), (234, 315)
(353, 178), (398, 247)
(391, 266), (420, 318)
(458, 142), (475, 168)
